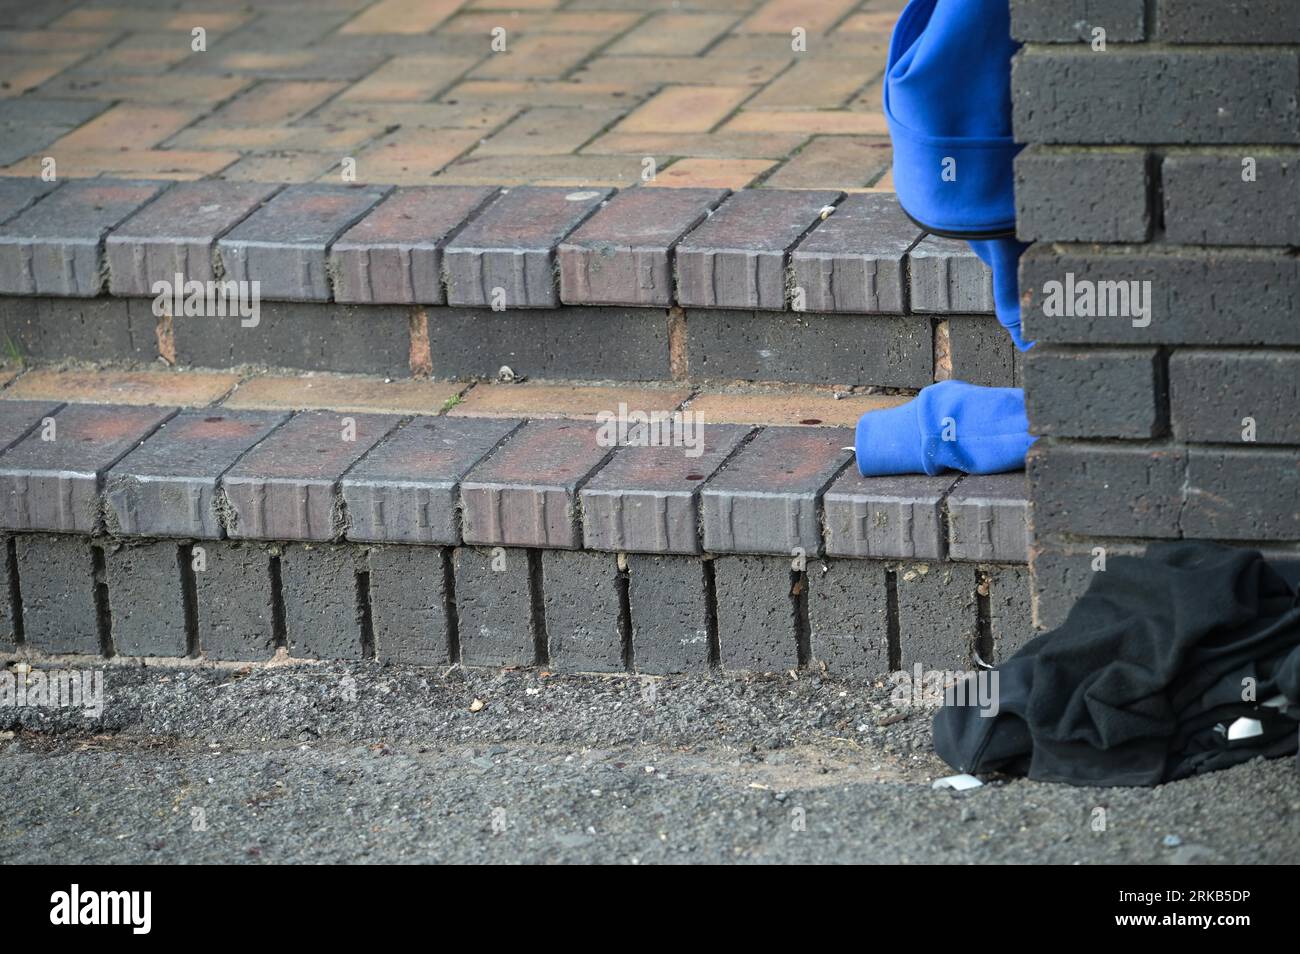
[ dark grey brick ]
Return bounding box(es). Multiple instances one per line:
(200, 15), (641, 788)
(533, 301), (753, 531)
(104, 541), (187, 657)
(823, 472), (956, 560)
(1010, 0), (1145, 42)
(712, 553), (798, 672)
(1028, 538), (1144, 631)
(896, 562), (977, 671)
(789, 193), (920, 314)
(1170, 351), (1300, 444)
(15, 534), (98, 655)
(685, 309), (932, 388)
(1184, 448), (1300, 541)
(701, 426), (853, 556)
(217, 183), (391, 301)
(452, 545), (535, 667)
(342, 416), (518, 544)
(280, 543), (366, 660)
(192, 541), (277, 661)
(0, 535), (15, 651)
(1027, 441), (1186, 538)
(443, 186), (612, 309)
(1014, 146), (1151, 243)
(559, 187), (727, 307)
(461, 419), (611, 549)
(330, 186), (498, 305)
(937, 316), (1017, 387)
(0, 179), (59, 226)
(1023, 347), (1163, 438)
(946, 475), (1030, 564)
(808, 558), (889, 679)
(908, 235), (995, 314)
(581, 423), (751, 554)
(105, 180), (278, 297)
(367, 544), (452, 667)
(1012, 48), (1300, 145)
(1155, 0), (1300, 43)
(425, 306), (671, 381)
(0, 297), (160, 364)
(104, 409), (288, 539)
(1163, 153), (1300, 247)
(1019, 246), (1300, 345)
(172, 300), (412, 376)
(675, 189), (843, 310)
(222, 410), (400, 541)
(541, 548), (623, 672)
(0, 179), (166, 296)
(626, 553), (710, 675)
(0, 403), (175, 534)
(0, 399), (61, 453)
(987, 565), (1035, 662)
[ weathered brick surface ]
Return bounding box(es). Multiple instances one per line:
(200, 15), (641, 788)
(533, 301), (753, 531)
(675, 189), (843, 310)
(1010, 0), (1145, 42)
(330, 185), (498, 304)
(106, 180), (278, 296)
(0, 298), (160, 364)
(192, 541), (277, 661)
(342, 416), (518, 544)
(1154, 0), (1300, 43)
(788, 193), (921, 314)
(0, 179), (59, 226)
(0, 399), (61, 453)
(15, 534), (99, 655)
(701, 426), (853, 556)
(1019, 246), (1300, 345)
(1027, 442), (1187, 538)
(279, 543), (366, 659)
(895, 562), (977, 671)
(104, 541), (187, 656)
(823, 472), (956, 560)
(908, 235), (995, 314)
(222, 410), (399, 541)
(0, 179), (166, 297)
(1183, 448), (1300, 541)
(987, 565), (1035, 662)
(443, 186), (612, 309)
(0, 403), (174, 534)
(0, 536), (16, 651)
(104, 409), (288, 538)
(1169, 351), (1300, 444)
(452, 545), (535, 667)
(1162, 153), (1300, 247)
(461, 419), (611, 549)
(1012, 49), (1300, 145)
(367, 545), (452, 667)
(425, 306), (671, 381)
(808, 558), (889, 679)
(541, 548), (624, 672)
(581, 423), (751, 554)
(1014, 146), (1151, 243)
(172, 301), (412, 376)
(1028, 538), (1144, 632)
(946, 475), (1031, 564)
(684, 309), (932, 388)
(218, 184), (391, 301)
(712, 553), (798, 672)
(559, 187), (727, 307)
(938, 316), (1018, 388)
(626, 553), (711, 674)
(1022, 347), (1163, 438)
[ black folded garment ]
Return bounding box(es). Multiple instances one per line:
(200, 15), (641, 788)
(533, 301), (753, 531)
(933, 541), (1300, 786)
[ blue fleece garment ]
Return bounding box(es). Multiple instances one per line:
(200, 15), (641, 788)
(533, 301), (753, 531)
(969, 236), (1033, 352)
(855, 380), (1035, 477)
(884, 0), (1021, 235)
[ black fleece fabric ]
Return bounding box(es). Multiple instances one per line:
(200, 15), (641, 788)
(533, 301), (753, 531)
(933, 542), (1300, 786)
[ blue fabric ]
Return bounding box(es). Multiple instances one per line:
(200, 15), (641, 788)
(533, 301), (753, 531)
(855, 380), (1035, 476)
(884, 0), (1021, 236)
(969, 236), (1033, 351)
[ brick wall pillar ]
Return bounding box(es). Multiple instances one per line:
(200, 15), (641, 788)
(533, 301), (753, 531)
(1009, 1), (1300, 628)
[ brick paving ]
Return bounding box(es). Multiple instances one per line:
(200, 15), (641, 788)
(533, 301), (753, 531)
(0, 0), (900, 191)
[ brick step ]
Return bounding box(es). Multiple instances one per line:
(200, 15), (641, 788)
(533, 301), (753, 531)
(0, 369), (1032, 677)
(0, 180), (1016, 389)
